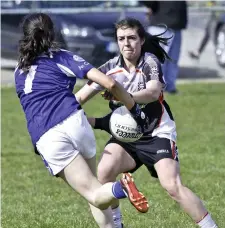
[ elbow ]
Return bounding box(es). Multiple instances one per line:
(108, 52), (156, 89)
(152, 94), (160, 101)
(149, 90), (161, 101)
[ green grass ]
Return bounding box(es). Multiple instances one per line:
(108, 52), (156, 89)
(2, 83), (225, 228)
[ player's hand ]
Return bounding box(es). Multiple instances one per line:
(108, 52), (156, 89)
(101, 90), (118, 101)
(93, 112), (112, 134)
(129, 103), (148, 133)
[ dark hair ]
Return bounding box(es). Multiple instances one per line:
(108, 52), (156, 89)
(18, 13), (58, 71)
(115, 18), (172, 63)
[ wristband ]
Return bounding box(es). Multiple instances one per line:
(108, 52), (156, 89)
(129, 102), (140, 116)
(94, 113), (112, 134)
(94, 117), (104, 130)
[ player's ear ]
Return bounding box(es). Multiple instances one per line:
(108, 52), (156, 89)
(141, 38), (145, 46)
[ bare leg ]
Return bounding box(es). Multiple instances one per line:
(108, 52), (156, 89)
(188, 14), (212, 60)
(58, 154), (116, 228)
(154, 158), (208, 221)
(58, 153), (147, 227)
(98, 143), (137, 208)
(97, 143), (137, 227)
(86, 156), (114, 228)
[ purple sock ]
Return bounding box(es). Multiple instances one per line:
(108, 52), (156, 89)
(112, 181), (127, 199)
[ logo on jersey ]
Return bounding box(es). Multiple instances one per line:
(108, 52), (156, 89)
(141, 111), (145, 120)
(137, 82), (145, 91)
(78, 61), (90, 70)
(73, 55), (85, 62)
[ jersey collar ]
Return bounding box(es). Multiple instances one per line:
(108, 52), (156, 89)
(115, 53), (146, 69)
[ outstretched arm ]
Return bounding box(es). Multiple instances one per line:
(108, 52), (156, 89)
(78, 68), (148, 133)
(75, 84), (100, 105)
(84, 68), (135, 110)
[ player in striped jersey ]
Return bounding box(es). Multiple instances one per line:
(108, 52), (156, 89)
(76, 18), (217, 228)
(15, 13), (149, 228)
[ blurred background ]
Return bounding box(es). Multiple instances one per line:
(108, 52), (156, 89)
(1, 0), (225, 85)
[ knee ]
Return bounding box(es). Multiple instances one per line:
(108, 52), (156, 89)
(92, 184), (113, 210)
(92, 197), (110, 210)
(97, 163), (117, 184)
(161, 180), (182, 199)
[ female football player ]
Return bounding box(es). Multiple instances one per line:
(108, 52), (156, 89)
(75, 18), (218, 228)
(15, 13), (149, 228)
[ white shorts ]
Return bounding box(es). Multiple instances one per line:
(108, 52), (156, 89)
(36, 109), (96, 175)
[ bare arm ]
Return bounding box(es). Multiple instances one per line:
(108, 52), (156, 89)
(84, 68), (135, 110)
(75, 84), (99, 105)
(131, 80), (162, 104)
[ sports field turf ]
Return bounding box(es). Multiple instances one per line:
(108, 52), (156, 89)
(2, 83), (225, 228)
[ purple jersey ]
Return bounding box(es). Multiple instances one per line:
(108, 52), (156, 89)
(15, 49), (93, 145)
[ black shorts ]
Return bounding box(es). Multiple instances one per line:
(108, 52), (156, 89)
(106, 136), (179, 178)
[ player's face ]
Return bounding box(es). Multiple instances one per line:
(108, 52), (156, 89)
(117, 27), (145, 62)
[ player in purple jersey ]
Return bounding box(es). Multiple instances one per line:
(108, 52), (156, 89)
(76, 18), (217, 228)
(15, 13), (149, 228)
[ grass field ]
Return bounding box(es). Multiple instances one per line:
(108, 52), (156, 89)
(2, 83), (225, 228)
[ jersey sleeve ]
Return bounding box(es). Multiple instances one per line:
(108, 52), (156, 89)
(55, 50), (94, 79)
(143, 55), (166, 89)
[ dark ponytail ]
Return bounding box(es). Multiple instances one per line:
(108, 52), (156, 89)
(18, 13), (58, 71)
(142, 25), (172, 63)
(115, 18), (172, 64)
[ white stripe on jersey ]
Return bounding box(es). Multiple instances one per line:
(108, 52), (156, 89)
(57, 63), (76, 77)
(24, 65), (37, 94)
